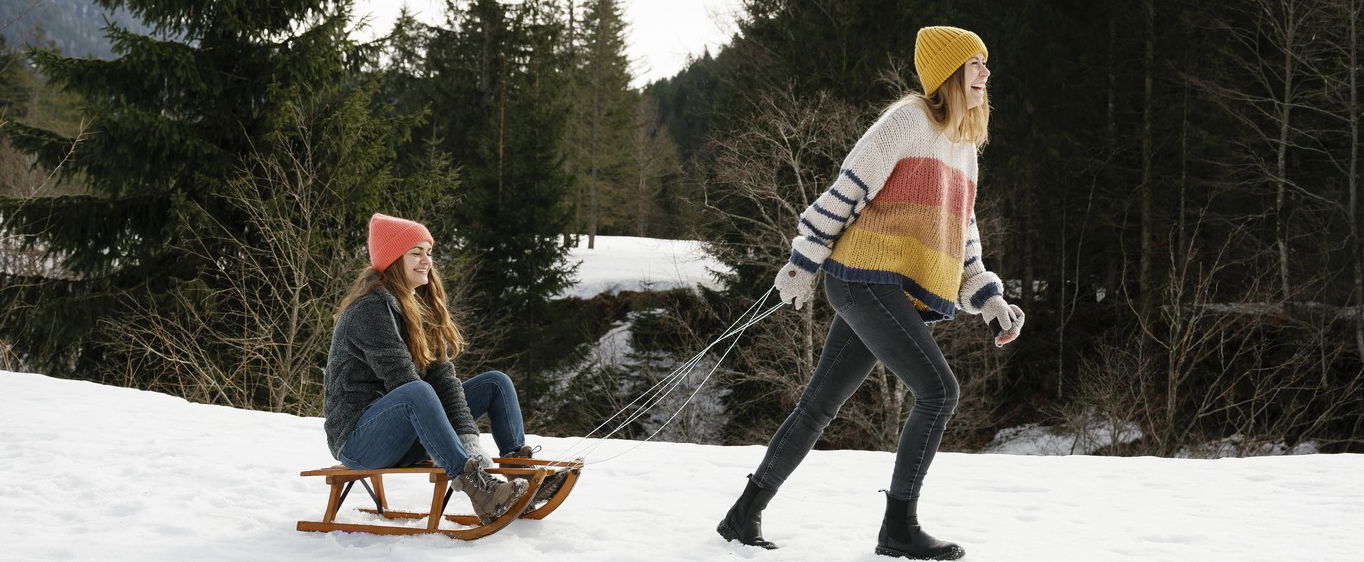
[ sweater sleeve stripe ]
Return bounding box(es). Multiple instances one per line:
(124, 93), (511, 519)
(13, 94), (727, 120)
(842, 168), (871, 195)
(970, 281), (1002, 310)
(800, 218), (836, 241)
(812, 202), (846, 223)
(829, 186), (858, 206)
(790, 250), (823, 273)
(958, 212), (1008, 314)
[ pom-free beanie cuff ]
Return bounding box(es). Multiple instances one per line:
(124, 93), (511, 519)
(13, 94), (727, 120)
(368, 213), (434, 272)
(915, 26), (988, 96)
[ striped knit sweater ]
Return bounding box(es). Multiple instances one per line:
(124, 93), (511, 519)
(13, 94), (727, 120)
(790, 98), (1003, 322)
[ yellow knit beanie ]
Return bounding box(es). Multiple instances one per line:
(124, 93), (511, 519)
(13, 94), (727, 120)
(914, 26), (988, 95)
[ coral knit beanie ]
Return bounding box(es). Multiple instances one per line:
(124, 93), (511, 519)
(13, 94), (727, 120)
(914, 26), (989, 96)
(368, 213), (434, 272)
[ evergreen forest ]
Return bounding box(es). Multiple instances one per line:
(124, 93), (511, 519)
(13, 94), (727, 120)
(2, 0), (1361, 457)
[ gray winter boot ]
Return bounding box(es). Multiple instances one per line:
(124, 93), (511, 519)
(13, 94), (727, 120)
(504, 445), (570, 506)
(452, 457), (528, 523)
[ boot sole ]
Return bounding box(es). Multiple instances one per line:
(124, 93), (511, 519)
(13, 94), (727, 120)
(874, 544), (965, 560)
(477, 479), (530, 524)
(717, 520), (778, 550)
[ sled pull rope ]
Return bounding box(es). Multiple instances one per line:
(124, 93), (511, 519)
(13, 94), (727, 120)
(560, 288), (777, 452)
(548, 288), (776, 462)
(551, 288), (776, 460)
(584, 300), (783, 464)
(552, 288), (784, 465)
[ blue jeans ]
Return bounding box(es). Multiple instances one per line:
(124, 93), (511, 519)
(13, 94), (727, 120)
(337, 371), (527, 479)
(751, 274), (960, 501)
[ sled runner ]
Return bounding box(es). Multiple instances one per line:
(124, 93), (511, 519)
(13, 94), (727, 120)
(296, 457), (584, 540)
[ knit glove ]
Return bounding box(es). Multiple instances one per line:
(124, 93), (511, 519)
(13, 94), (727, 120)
(774, 263), (817, 310)
(980, 295), (1025, 347)
(459, 433), (493, 468)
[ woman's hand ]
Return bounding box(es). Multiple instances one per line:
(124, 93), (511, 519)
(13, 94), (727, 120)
(774, 263), (817, 310)
(981, 296), (1024, 347)
(459, 434), (493, 468)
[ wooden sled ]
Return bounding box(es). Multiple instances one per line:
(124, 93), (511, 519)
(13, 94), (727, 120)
(296, 457), (583, 540)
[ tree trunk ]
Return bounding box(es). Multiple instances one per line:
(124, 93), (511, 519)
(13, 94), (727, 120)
(1139, 0), (1156, 316)
(1022, 164), (1035, 305)
(589, 92), (599, 249)
(568, 0), (580, 244)
(637, 167), (647, 237)
(1275, 1), (1298, 301)
(498, 77), (507, 209)
(1180, 84), (1189, 262)
(1348, 0), (1364, 364)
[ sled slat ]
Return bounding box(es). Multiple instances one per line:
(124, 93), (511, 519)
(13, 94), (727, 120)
(297, 520), (506, 540)
(298, 466), (549, 540)
(491, 457), (584, 469)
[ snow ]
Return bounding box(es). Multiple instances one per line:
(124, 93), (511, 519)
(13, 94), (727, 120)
(983, 420), (1142, 456)
(556, 235), (731, 299)
(4, 370), (1363, 561)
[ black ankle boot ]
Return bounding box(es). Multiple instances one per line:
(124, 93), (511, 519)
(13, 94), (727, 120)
(875, 495), (964, 560)
(716, 475), (778, 549)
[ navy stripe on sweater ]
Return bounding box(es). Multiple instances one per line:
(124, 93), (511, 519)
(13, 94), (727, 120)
(829, 187), (857, 206)
(812, 202), (846, 223)
(800, 218), (836, 241)
(790, 250), (822, 273)
(842, 169), (870, 194)
(964, 256), (979, 268)
(970, 281), (1002, 310)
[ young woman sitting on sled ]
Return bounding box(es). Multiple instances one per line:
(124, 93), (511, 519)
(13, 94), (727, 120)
(322, 212), (564, 522)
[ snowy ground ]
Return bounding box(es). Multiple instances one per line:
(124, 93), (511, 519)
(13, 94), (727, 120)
(3, 371), (1363, 561)
(556, 235), (730, 299)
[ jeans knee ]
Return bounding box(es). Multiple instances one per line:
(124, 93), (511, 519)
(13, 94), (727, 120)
(793, 400), (838, 430)
(917, 382), (959, 417)
(942, 382), (960, 412)
(481, 370), (516, 394)
(393, 380), (439, 406)
(395, 379), (434, 394)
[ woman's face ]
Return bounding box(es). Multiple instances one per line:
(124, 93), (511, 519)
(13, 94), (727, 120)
(400, 241), (433, 289)
(963, 53), (990, 109)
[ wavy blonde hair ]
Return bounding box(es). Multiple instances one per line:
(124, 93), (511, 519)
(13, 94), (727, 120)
(903, 64), (990, 147)
(335, 261), (466, 370)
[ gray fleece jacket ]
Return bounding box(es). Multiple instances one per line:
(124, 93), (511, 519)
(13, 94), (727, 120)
(323, 285), (478, 459)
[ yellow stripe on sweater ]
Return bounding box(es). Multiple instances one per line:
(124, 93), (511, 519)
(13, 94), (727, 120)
(828, 226), (964, 300)
(852, 201), (967, 260)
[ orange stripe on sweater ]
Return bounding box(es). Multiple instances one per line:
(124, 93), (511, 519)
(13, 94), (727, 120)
(874, 157), (976, 219)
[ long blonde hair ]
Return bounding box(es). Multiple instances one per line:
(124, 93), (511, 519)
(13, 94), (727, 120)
(906, 64), (990, 147)
(335, 262), (466, 370)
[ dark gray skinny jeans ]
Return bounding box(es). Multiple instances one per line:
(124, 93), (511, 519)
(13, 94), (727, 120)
(751, 273), (960, 501)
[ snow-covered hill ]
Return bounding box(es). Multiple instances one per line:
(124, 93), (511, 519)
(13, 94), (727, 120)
(556, 236), (730, 299)
(2, 371), (1361, 561)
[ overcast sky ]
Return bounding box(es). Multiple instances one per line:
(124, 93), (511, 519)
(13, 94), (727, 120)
(350, 0), (745, 88)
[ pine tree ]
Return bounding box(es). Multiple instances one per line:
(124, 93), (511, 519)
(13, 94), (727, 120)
(570, 0), (633, 247)
(0, 35), (28, 120)
(0, 1), (439, 406)
(424, 0), (573, 323)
